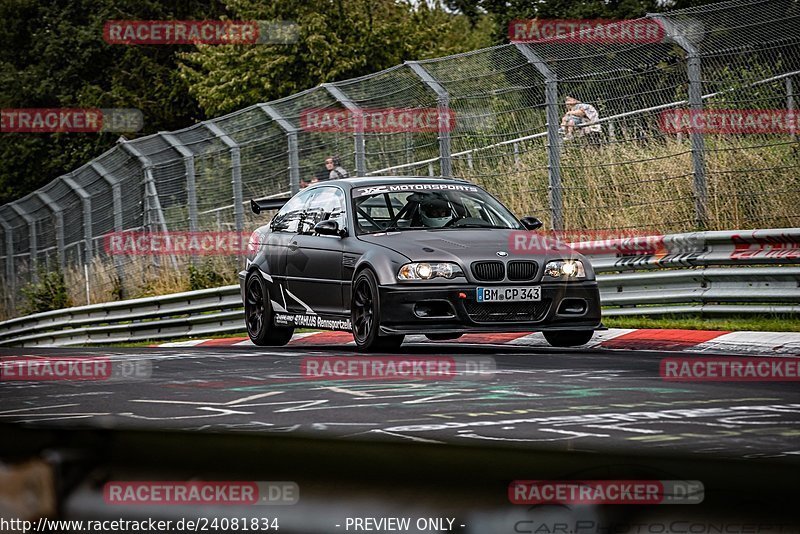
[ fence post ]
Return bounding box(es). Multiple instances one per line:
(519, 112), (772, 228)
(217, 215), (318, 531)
(10, 203), (37, 283)
(91, 162), (123, 234)
(0, 216), (16, 312)
(34, 191), (65, 271)
(203, 122), (244, 234)
(118, 141), (172, 235)
(62, 174), (93, 265)
(788, 76), (795, 141)
(117, 141), (178, 271)
(259, 104), (300, 194)
(323, 83), (366, 176)
(649, 13), (708, 229)
(407, 61), (452, 177)
(160, 133), (198, 232)
(91, 161), (126, 294)
(405, 132), (413, 167)
(514, 43), (563, 231)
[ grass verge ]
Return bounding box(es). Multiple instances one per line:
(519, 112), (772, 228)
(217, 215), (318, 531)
(603, 314), (800, 332)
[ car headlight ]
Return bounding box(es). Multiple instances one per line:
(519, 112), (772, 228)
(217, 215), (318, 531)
(397, 262), (463, 280)
(544, 259), (586, 279)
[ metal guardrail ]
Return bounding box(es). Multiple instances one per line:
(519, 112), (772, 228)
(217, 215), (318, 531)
(0, 229), (797, 347)
(582, 228), (800, 316)
(0, 285), (244, 347)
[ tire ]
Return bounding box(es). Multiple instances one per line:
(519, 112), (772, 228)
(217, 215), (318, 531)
(351, 269), (404, 351)
(543, 330), (594, 347)
(244, 273), (294, 346)
(424, 333), (463, 341)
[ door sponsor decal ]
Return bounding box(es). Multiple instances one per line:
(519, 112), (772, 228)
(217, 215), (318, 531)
(275, 313), (352, 331)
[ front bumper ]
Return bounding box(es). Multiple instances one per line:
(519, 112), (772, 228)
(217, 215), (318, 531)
(377, 281), (602, 335)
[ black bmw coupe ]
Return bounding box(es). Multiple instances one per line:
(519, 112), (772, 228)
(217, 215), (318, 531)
(241, 177), (601, 351)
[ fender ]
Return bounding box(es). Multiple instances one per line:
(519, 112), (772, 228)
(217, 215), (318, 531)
(353, 248), (409, 286)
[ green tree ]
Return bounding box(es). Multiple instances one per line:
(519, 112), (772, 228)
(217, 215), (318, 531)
(0, 0), (228, 205)
(446, 0), (724, 44)
(21, 268), (71, 314)
(178, 0), (493, 116)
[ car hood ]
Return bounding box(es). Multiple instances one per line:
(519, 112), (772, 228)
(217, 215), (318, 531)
(357, 229), (579, 264)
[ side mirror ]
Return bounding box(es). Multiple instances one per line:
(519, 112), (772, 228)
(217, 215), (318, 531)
(520, 216), (543, 230)
(314, 219), (345, 237)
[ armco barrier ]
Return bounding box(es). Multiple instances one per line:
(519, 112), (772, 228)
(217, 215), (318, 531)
(0, 228), (797, 347)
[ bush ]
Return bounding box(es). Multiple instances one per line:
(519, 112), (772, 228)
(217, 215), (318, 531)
(21, 268), (72, 314)
(188, 261), (228, 291)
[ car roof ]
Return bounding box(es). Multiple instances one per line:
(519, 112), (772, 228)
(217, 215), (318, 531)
(315, 176), (475, 189)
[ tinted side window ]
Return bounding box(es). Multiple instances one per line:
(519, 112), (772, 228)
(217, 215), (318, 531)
(303, 187), (346, 234)
(272, 189), (315, 233)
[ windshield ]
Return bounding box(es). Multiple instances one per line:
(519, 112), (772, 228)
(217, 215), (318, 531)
(352, 183), (523, 234)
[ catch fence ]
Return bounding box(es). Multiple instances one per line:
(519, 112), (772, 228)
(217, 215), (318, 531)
(0, 0), (798, 319)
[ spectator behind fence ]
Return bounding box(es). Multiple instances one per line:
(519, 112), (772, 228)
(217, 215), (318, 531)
(560, 96), (601, 141)
(301, 156), (349, 188)
(301, 166), (330, 188)
(325, 155), (349, 180)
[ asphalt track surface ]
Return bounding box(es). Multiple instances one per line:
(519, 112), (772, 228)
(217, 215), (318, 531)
(2, 341), (799, 462)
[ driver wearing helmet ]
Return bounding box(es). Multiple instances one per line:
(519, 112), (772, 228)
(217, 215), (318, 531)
(418, 196), (453, 227)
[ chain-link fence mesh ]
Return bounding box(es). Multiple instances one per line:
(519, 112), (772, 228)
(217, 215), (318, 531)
(1, 0), (798, 319)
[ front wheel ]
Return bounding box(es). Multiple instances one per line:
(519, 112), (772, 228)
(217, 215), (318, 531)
(244, 273), (294, 346)
(351, 269), (404, 351)
(543, 330), (594, 347)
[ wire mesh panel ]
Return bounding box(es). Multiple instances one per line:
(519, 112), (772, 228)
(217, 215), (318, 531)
(15, 196), (53, 274)
(422, 45), (550, 152)
(417, 45), (551, 216)
(0, 205), (30, 295)
(93, 147), (146, 232)
(41, 179), (80, 268)
(525, 35), (694, 232)
(214, 106), (292, 230)
(271, 87), (355, 183)
(332, 65), (441, 176)
(661, 0), (800, 230)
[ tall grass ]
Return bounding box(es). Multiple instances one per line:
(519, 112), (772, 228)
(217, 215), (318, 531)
(60, 255), (239, 310)
(461, 135), (799, 233)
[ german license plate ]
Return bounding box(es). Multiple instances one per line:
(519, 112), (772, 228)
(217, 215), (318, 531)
(476, 286), (541, 302)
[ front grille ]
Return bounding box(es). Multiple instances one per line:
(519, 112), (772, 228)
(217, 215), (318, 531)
(471, 261), (504, 281)
(507, 260), (538, 281)
(465, 299), (551, 323)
